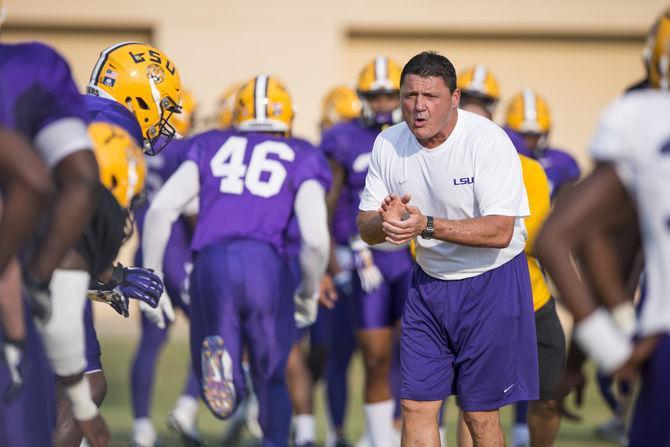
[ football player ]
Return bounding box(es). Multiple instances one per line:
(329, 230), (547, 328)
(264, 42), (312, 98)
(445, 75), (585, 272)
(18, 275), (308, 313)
(320, 57), (412, 447)
(215, 83), (241, 130)
(51, 121), (165, 447)
(537, 10), (670, 446)
(54, 41), (181, 447)
(0, 33), (105, 446)
(538, 10), (670, 447)
(0, 127), (53, 355)
(457, 66), (565, 447)
(129, 89), (204, 447)
(504, 89), (581, 200)
(142, 74), (331, 447)
(318, 85), (364, 447)
(282, 85), (362, 447)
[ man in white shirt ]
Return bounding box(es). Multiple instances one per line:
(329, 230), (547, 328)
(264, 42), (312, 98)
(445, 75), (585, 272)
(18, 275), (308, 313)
(357, 51), (538, 446)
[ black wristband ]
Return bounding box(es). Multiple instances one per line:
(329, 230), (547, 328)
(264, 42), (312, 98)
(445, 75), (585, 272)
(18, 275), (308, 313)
(103, 263), (125, 290)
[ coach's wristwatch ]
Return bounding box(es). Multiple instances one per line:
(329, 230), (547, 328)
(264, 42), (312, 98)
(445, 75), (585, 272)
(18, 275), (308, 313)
(421, 215), (434, 240)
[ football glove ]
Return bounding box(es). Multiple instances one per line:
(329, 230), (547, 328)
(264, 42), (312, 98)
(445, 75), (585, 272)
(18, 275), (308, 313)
(349, 235), (384, 293)
(23, 271), (51, 324)
(333, 270), (354, 298)
(2, 339), (25, 403)
(138, 269), (175, 330)
(103, 263), (163, 308)
(87, 288), (129, 318)
(294, 287), (320, 329)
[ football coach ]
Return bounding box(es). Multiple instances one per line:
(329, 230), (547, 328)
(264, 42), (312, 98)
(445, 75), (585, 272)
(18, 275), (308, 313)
(357, 51), (539, 447)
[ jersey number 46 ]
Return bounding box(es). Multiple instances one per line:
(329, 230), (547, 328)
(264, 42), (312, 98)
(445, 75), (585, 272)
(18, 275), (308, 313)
(210, 136), (294, 198)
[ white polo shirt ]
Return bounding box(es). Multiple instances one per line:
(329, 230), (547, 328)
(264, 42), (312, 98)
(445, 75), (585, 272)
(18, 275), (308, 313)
(359, 109), (529, 280)
(590, 89), (670, 336)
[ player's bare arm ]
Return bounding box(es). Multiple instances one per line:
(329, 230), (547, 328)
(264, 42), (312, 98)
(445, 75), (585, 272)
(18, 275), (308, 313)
(26, 150), (99, 283)
(0, 128), (53, 275)
(325, 159), (345, 222)
(536, 164), (628, 322)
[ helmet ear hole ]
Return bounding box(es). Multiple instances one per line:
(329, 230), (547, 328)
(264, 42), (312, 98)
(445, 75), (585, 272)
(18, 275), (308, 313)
(136, 97), (150, 110)
(110, 175), (118, 189)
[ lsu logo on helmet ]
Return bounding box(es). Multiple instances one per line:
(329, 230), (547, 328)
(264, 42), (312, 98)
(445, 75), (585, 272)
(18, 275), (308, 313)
(505, 89), (551, 135)
(87, 42), (183, 155)
(320, 85), (361, 130)
(457, 65), (500, 102)
(89, 122), (146, 209)
(233, 74), (294, 134)
(644, 8), (670, 89)
(169, 89), (197, 137)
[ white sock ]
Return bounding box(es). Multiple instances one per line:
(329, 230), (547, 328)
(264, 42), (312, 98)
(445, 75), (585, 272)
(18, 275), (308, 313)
(132, 418), (156, 444)
(294, 413), (316, 445)
(172, 395), (199, 429)
(513, 422), (530, 447)
(439, 425), (447, 447)
(364, 399), (394, 447)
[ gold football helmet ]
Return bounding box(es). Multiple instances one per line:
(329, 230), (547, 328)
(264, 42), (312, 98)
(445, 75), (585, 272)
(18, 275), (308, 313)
(644, 8), (670, 89)
(169, 89), (197, 137)
(87, 42), (183, 154)
(216, 83), (242, 129)
(357, 56), (402, 126)
(457, 65), (500, 102)
(357, 56), (402, 94)
(233, 74), (294, 134)
(89, 122), (146, 209)
(505, 89), (552, 135)
(320, 86), (361, 130)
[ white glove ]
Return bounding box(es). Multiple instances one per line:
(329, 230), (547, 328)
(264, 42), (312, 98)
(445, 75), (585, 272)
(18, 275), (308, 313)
(350, 236), (384, 293)
(139, 271), (175, 329)
(294, 288), (319, 329)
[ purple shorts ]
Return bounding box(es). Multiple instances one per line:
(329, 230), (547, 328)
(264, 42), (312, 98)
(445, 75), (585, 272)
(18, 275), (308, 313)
(400, 254), (539, 411)
(628, 334), (670, 447)
(352, 248), (413, 330)
(0, 306), (56, 447)
(189, 240), (294, 412)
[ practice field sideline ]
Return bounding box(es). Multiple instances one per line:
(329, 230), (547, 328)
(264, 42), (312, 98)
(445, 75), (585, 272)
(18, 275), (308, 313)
(98, 329), (622, 446)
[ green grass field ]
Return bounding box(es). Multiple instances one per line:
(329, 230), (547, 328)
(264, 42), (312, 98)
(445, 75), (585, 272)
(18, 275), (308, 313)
(98, 332), (624, 447)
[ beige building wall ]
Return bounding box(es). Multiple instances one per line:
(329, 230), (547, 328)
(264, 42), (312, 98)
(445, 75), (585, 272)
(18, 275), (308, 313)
(5, 0), (666, 169)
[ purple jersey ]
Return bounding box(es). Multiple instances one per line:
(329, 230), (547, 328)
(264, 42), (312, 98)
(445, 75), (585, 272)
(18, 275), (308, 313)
(186, 130), (331, 253)
(276, 136), (332, 257)
(320, 120), (383, 241)
(135, 136), (192, 229)
(504, 127), (581, 199)
(0, 42), (88, 144)
(84, 94), (143, 146)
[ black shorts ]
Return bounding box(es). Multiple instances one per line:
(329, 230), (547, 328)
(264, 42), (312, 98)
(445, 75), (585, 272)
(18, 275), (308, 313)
(535, 298), (566, 400)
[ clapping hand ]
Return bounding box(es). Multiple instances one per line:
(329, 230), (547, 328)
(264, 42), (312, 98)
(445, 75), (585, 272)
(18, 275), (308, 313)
(379, 193), (428, 245)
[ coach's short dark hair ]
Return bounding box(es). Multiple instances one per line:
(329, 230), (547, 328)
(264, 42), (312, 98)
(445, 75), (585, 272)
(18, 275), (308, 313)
(400, 51), (457, 92)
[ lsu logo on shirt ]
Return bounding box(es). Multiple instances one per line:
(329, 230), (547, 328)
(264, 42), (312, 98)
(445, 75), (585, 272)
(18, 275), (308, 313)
(453, 177), (474, 186)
